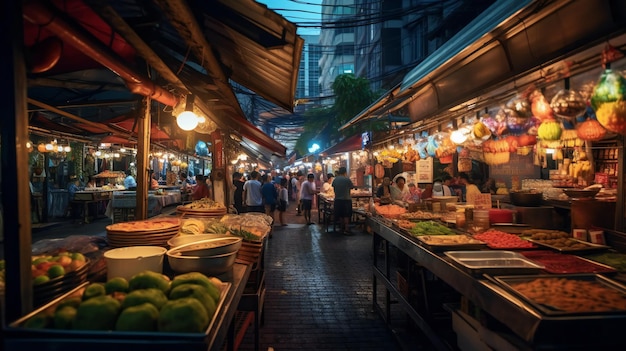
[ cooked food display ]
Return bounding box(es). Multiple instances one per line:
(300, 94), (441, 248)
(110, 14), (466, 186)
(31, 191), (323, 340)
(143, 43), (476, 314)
(399, 211), (443, 220)
(106, 219), (180, 233)
(179, 198), (226, 210)
(509, 277), (626, 313)
(473, 229), (535, 249)
(418, 235), (484, 245)
(523, 229), (603, 250)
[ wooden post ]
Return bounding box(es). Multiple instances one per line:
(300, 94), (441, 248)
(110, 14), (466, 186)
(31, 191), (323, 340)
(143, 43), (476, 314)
(136, 98), (151, 219)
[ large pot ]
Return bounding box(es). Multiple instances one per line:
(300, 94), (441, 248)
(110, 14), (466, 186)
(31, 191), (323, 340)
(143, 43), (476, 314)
(509, 191), (543, 207)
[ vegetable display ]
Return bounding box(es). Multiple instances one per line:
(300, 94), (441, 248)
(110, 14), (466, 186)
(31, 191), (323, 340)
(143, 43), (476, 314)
(408, 221), (455, 237)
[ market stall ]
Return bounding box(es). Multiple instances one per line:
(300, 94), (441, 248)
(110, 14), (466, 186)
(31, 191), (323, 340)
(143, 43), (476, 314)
(367, 213), (626, 350)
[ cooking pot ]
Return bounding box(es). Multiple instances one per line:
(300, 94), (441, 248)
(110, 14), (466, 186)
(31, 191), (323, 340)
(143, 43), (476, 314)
(509, 190), (543, 207)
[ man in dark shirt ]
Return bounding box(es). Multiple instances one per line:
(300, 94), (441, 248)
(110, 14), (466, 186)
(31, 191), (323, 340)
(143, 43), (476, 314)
(332, 167), (355, 235)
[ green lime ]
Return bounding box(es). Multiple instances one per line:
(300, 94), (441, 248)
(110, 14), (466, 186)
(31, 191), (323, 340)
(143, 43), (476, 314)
(32, 257), (49, 265)
(71, 253), (86, 261)
(47, 265), (65, 279)
(33, 275), (51, 285)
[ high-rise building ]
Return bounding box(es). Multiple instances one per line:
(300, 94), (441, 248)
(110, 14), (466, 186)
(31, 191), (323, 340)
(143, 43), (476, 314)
(296, 35), (322, 107)
(323, 0), (496, 94)
(319, 0), (356, 98)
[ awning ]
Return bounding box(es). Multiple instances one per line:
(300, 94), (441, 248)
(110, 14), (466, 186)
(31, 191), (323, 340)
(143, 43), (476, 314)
(319, 134), (365, 156)
(341, 0), (626, 130)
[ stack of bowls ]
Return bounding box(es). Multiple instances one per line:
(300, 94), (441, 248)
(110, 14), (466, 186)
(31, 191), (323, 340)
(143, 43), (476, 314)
(166, 236), (242, 275)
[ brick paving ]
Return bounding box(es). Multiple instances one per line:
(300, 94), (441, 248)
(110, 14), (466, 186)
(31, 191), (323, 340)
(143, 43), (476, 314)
(236, 205), (404, 351)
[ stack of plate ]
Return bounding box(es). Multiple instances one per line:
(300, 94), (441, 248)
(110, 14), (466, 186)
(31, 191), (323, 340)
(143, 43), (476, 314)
(106, 218), (181, 248)
(33, 259), (90, 307)
(176, 205), (227, 218)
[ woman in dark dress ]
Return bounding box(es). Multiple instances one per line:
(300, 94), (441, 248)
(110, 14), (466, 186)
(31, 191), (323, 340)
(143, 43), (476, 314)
(233, 172), (245, 214)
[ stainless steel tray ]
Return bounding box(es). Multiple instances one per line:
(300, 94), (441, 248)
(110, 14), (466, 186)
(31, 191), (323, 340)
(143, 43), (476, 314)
(444, 250), (545, 276)
(489, 274), (626, 316)
(416, 235), (487, 252)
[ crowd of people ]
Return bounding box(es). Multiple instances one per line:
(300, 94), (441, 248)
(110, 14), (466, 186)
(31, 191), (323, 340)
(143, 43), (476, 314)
(231, 167), (355, 235)
(373, 171), (497, 205)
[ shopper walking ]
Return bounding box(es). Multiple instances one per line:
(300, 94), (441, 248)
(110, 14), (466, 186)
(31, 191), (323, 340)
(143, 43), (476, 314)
(332, 166), (355, 235)
(232, 172), (245, 214)
(243, 171), (264, 213)
(277, 178), (289, 226)
(261, 173), (278, 223)
(301, 173), (319, 225)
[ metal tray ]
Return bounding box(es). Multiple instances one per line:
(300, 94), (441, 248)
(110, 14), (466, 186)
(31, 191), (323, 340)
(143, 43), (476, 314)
(444, 250), (545, 276)
(490, 274), (626, 316)
(7, 280), (232, 350)
(416, 235), (487, 252)
(526, 237), (610, 253)
(520, 251), (617, 274)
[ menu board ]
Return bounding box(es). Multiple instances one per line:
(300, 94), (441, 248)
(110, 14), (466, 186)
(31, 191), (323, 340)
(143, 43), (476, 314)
(468, 193), (492, 209)
(416, 158), (433, 183)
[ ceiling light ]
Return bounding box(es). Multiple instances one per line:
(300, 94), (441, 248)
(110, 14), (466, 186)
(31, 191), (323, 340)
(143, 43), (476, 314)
(176, 94), (199, 131)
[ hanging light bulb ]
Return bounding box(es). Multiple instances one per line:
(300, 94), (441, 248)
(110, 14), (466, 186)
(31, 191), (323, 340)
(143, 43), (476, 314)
(56, 145), (64, 152)
(64, 146), (71, 152)
(176, 94), (199, 131)
(45, 143), (54, 151)
(95, 150), (102, 157)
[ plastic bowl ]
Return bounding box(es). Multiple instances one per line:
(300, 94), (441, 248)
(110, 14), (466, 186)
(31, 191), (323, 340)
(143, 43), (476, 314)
(104, 246), (167, 280)
(168, 237), (242, 256)
(166, 250), (237, 275)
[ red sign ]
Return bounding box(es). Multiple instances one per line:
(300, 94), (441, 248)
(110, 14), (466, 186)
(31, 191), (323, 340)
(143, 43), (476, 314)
(211, 130), (223, 169)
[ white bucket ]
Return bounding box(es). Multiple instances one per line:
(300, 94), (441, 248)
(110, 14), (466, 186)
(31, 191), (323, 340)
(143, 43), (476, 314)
(104, 246), (167, 281)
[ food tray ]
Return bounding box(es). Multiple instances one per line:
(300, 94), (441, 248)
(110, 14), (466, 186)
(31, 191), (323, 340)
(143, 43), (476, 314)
(444, 250), (544, 276)
(520, 251), (617, 274)
(489, 274), (626, 316)
(526, 238), (610, 253)
(7, 280), (232, 350)
(416, 235), (487, 252)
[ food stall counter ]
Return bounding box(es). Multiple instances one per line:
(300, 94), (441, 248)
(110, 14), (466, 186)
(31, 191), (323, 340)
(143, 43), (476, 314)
(369, 216), (626, 349)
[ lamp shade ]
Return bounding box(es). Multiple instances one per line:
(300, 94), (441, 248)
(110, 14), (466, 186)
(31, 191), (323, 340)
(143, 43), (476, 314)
(177, 111), (199, 131)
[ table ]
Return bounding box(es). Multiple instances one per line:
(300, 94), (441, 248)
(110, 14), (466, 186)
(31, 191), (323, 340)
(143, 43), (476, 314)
(154, 191), (182, 207)
(3, 263), (252, 351)
(72, 190), (112, 223)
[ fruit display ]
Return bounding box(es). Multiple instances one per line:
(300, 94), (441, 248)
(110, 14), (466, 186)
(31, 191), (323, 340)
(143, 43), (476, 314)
(473, 230), (535, 249)
(399, 211), (443, 221)
(417, 234), (485, 246)
(0, 252), (87, 291)
(20, 271), (225, 333)
(507, 277), (626, 313)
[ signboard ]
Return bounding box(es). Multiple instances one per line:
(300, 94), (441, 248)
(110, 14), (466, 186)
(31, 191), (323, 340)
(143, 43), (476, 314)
(416, 158), (433, 183)
(361, 131), (371, 150)
(468, 193), (492, 209)
(211, 130), (223, 169)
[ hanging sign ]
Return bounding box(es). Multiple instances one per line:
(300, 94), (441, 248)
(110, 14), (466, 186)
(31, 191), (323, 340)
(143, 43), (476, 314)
(211, 130), (223, 169)
(416, 158), (433, 183)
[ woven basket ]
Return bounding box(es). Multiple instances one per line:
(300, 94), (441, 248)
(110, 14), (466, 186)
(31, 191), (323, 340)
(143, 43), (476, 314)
(483, 152), (510, 165)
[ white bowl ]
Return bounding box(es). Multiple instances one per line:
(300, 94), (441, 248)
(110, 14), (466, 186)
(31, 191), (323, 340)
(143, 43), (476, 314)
(104, 246), (167, 280)
(168, 237), (242, 256)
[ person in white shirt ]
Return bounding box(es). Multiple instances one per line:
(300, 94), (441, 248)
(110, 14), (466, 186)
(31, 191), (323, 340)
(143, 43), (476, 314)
(432, 178), (452, 196)
(322, 173), (334, 193)
(300, 173), (318, 225)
